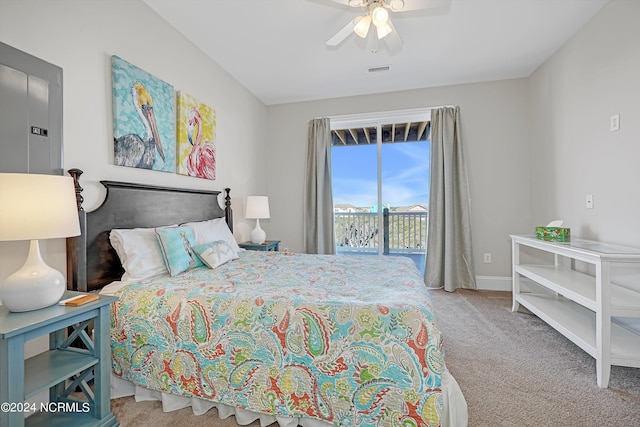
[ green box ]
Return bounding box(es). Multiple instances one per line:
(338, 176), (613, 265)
(535, 227), (571, 242)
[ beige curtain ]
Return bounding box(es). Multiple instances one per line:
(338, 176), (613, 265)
(304, 118), (335, 254)
(424, 106), (476, 291)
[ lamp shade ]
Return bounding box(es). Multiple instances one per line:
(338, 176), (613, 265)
(376, 21), (392, 39)
(245, 196), (270, 220)
(371, 6), (389, 27)
(353, 15), (371, 38)
(0, 173), (81, 312)
(0, 173), (81, 241)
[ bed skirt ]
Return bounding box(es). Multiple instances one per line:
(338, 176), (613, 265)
(110, 370), (468, 427)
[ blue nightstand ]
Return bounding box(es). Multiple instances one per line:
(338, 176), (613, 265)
(239, 240), (280, 252)
(0, 291), (118, 427)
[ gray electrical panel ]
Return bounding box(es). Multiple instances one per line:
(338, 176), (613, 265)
(0, 41), (63, 175)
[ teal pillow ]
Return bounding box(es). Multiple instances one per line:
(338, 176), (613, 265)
(155, 225), (203, 276)
(194, 240), (239, 269)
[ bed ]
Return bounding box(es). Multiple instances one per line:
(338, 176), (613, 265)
(66, 170), (467, 427)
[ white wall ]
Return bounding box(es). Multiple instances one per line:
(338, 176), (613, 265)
(0, 0), (268, 286)
(266, 79), (532, 277)
(266, 0), (640, 280)
(2, 0), (637, 287)
(529, 0), (640, 246)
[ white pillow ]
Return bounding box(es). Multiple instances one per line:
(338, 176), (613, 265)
(109, 227), (170, 280)
(194, 240), (239, 269)
(184, 218), (240, 252)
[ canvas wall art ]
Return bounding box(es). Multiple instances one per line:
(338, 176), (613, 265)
(176, 91), (216, 180)
(112, 55), (175, 172)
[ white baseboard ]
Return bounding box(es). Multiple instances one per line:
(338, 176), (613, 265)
(475, 276), (511, 291)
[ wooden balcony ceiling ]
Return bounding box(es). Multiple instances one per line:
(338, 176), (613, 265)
(331, 121), (430, 146)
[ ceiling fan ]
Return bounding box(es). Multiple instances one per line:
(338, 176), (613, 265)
(325, 0), (450, 49)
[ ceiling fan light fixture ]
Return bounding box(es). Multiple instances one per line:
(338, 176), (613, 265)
(371, 6), (389, 27)
(389, 0), (405, 12)
(348, 0), (365, 6)
(376, 21), (392, 39)
(353, 15), (371, 38)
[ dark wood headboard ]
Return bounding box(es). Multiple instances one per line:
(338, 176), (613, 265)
(65, 169), (233, 293)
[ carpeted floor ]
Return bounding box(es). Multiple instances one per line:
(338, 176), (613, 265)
(431, 289), (640, 426)
(110, 290), (640, 426)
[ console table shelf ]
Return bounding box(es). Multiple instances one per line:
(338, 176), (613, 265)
(511, 235), (640, 388)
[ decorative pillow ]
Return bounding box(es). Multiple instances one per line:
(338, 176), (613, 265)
(183, 218), (240, 252)
(155, 225), (203, 276)
(109, 227), (169, 280)
(194, 240), (239, 269)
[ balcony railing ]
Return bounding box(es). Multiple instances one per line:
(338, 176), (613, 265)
(334, 208), (428, 254)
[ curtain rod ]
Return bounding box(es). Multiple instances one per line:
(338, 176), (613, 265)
(316, 105), (457, 121)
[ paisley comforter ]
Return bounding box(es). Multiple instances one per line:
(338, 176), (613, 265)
(110, 251), (445, 426)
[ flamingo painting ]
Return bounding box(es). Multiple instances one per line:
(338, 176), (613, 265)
(186, 107), (216, 179)
(177, 91), (216, 180)
(112, 56), (175, 172)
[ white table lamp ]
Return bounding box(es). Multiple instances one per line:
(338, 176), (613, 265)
(245, 196), (270, 244)
(0, 173), (81, 312)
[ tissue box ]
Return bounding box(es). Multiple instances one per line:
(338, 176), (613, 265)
(536, 227), (571, 242)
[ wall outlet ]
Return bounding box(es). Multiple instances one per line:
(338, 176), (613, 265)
(483, 253), (492, 263)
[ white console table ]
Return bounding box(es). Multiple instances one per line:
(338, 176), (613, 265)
(511, 235), (640, 388)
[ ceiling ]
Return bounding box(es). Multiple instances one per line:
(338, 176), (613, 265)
(142, 0), (609, 106)
(331, 121), (430, 146)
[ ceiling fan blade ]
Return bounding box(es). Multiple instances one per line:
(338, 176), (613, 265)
(384, 19), (403, 52)
(325, 0), (367, 7)
(317, 0), (367, 10)
(392, 0), (450, 12)
(326, 18), (358, 46)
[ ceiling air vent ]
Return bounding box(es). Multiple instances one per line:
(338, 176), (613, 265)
(367, 65), (390, 73)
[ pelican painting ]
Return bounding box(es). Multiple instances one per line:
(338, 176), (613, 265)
(115, 83), (165, 168)
(112, 56), (175, 172)
(176, 91), (216, 180)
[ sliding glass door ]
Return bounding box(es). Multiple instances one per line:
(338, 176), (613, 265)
(332, 132), (379, 253)
(331, 109), (430, 272)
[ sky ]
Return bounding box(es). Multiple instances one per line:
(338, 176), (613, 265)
(331, 140), (430, 209)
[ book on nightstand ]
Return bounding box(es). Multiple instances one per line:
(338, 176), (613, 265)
(59, 294), (99, 306)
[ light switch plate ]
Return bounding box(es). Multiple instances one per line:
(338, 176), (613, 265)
(610, 114), (620, 132)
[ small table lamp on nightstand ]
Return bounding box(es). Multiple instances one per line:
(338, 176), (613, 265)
(245, 196), (270, 244)
(0, 173), (81, 312)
